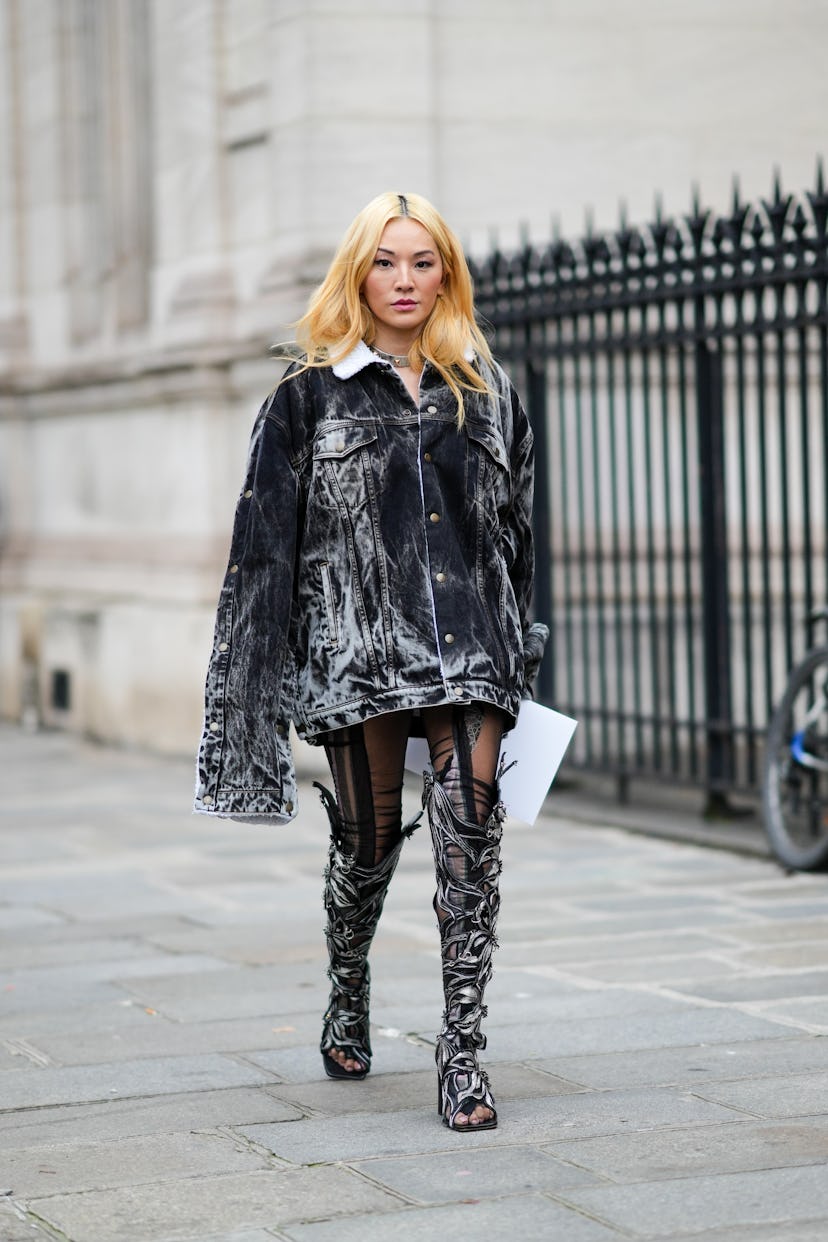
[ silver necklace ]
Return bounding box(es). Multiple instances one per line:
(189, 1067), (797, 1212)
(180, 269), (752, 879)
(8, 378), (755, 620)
(371, 344), (411, 368)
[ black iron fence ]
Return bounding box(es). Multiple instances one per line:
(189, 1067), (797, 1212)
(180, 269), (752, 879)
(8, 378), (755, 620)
(470, 166), (828, 805)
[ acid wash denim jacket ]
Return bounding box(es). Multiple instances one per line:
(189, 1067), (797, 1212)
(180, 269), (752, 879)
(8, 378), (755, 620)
(194, 340), (547, 824)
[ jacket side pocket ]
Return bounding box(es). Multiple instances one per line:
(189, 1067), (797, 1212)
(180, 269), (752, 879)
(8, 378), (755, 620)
(320, 561), (340, 652)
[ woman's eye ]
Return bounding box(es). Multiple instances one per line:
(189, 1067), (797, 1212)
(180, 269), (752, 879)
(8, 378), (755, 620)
(374, 258), (392, 268)
(415, 260), (433, 270)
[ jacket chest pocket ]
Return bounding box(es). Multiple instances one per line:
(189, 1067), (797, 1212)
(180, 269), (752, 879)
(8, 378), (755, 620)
(465, 422), (511, 523)
(313, 425), (379, 514)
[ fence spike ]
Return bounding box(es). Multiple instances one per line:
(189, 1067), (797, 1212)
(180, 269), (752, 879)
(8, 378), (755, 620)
(730, 175), (742, 214)
(584, 205), (595, 238)
(771, 165), (784, 204)
(653, 191), (664, 224)
(807, 157), (828, 239)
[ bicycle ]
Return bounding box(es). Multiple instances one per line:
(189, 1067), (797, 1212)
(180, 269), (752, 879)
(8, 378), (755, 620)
(763, 608), (828, 871)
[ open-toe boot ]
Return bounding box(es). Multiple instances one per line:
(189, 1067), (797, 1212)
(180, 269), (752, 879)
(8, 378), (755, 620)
(424, 774), (504, 1130)
(316, 782), (418, 1080)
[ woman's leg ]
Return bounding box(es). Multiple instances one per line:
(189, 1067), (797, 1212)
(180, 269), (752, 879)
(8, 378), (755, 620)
(318, 710), (413, 1075)
(422, 704), (507, 1128)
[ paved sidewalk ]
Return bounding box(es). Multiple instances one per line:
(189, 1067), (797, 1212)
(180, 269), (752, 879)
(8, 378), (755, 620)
(2, 724), (828, 1242)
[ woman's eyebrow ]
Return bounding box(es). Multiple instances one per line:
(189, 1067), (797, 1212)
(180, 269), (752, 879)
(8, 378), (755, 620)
(376, 247), (436, 257)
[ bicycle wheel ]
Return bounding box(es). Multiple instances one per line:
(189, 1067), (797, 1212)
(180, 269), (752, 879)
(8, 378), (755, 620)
(763, 646), (828, 871)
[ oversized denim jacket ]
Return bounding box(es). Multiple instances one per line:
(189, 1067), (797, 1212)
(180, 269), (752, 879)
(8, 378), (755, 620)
(194, 341), (542, 824)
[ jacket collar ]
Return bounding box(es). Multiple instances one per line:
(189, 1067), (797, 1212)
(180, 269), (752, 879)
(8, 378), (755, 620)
(331, 340), (476, 380)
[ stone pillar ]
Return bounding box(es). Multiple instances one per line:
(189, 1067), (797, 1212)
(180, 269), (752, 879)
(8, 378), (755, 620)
(150, 0), (235, 346)
(0, 0), (28, 367)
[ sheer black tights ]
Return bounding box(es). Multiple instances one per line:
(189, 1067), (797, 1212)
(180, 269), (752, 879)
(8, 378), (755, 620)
(321, 705), (506, 867)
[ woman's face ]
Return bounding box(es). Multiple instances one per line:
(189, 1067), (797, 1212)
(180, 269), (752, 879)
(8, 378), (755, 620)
(362, 217), (445, 349)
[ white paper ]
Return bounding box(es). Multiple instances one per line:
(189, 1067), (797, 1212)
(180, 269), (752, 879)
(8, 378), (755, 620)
(405, 699), (577, 826)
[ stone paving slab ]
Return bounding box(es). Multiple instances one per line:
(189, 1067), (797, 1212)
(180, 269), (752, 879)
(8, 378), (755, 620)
(537, 1035), (828, 1089)
(670, 969), (828, 1003)
(157, 1234), (276, 1242)
(238, 1086), (743, 1165)
(544, 1114), (828, 1181)
(0, 873), (226, 923)
(560, 1164), (828, 1235)
(1, 935), (177, 972)
(119, 963), (330, 1023)
(353, 1144), (605, 1202)
(451, 1006), (796, 1062)
(0, 906), (65, 931)
(717, 917), (828, 945)
(696, 1070), (828, 1118)
(3, 1130), (269, 1198)
(498, 909), (756, 940)
(0, 1087), (301, 1151)
(28, 1167), (404, 1242)
(656, 1221), (828, 1241)
(279, 1194), (625, 1242)
(0, 998), (163, 1040)
(0, 1202), (53, 1240)
(758, 998), (828, 1028)
(733, 944), (828, 971)
(730, 899), (828, 920)
(23, 1013), (322, 1067)
(496, 930), (733, 967)
(0, 1053), (275, 1111)
(141, 922), (325, 965)
(550, 953), (743, 984)
(2, 952), (232, 1002)
(0, 976), (129, 1015)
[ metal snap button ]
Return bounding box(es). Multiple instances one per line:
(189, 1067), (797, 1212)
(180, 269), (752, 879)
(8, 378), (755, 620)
(202, 794), (213, 805)
(444, 633), (455, 644)
(427, 405), (437, 414)
(218, 642), (228, 652)
(229, 564), (239, 574)
(430, 512), (440, 523)
(243, 489), (253, 499)
(435, 572), (446, 583)
(209, 721), (219, 732)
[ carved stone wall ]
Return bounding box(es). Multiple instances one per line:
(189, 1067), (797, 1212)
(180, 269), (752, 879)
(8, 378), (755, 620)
(1, 0), (826, 753)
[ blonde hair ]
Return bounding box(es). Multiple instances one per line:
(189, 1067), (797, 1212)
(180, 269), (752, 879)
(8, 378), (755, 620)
(288, 191), (494, 423)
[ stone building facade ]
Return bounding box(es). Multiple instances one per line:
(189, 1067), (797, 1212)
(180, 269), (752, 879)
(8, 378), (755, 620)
(1, 0), (826, 754)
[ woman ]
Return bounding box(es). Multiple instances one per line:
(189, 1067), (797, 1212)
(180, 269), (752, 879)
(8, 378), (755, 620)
(195, 191), (547, 1131)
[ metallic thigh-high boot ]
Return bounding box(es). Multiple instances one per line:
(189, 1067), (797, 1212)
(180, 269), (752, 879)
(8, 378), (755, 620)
(316, 783), (417, 1080)
(424, 773), (505, 1130)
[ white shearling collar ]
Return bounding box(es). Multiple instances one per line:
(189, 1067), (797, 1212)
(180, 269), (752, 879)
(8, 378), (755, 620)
(331, 340), (378, 379)
(331, 340), (475, 380)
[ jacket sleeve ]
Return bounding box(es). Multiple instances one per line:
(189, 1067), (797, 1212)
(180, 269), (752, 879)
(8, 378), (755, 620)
(500, 381), (549, 698)
(194, 385), (301, 823)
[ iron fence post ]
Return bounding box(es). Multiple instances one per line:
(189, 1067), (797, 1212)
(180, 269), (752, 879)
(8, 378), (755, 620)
(695, 337), (734, 811)
(526, 358), (554, 706)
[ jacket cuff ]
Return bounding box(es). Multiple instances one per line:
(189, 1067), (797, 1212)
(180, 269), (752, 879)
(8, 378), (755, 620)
(521, 621), (549, 700)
